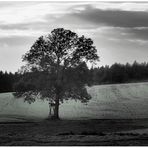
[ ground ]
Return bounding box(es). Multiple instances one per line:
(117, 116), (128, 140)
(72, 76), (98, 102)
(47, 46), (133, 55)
(1, 82), (148, 145)
(1, 119), (148, 146)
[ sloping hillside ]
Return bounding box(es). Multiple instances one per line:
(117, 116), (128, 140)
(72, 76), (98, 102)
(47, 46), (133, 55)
(0, 82), (148, 121)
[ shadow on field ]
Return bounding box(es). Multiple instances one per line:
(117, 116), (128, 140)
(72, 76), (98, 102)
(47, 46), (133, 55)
(1, 118), (148, 146)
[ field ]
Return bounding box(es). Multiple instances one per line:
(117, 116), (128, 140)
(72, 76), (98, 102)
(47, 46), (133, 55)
(1, 82), (148, 145)
(1, 82), (148, 121)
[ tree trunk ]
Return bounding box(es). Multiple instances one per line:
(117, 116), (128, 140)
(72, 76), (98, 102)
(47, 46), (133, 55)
(52, 56), (61, 120)
(48, 102), (52, 118)
(53, 94), (60, 120)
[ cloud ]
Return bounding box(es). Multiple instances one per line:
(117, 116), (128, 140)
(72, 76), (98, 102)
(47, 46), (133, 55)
(51, 4), (148, 43)
(0, 2), (72, 25)
(93, 2), (148, 11)
(0, 2), (92, 25)
(68, 5), (148, 28)
(2, 2), (148, 39)
(126, 27), (148, 40)
(0, 28), (46, 38)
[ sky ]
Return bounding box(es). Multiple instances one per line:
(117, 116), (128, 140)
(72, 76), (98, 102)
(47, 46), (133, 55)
(1, 1), (148, 72)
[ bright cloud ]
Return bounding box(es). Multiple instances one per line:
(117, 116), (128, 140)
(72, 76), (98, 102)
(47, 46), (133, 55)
(94, 2), (148, 11)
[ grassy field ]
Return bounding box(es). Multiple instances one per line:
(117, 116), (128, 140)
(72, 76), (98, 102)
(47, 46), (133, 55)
(1, 82), (148, 145)
(1, 82), (148, 121)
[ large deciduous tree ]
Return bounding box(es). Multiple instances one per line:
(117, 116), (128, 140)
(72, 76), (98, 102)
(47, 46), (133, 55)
(14, 28), (99, 119)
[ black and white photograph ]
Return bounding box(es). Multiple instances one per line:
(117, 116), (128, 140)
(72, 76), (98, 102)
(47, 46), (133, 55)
(1, 0), (148, 146)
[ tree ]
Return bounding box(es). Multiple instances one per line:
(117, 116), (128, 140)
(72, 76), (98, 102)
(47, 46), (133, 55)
(13, 28), (99, 119)
(0, 71), (17, 93)
(110, 63), (127, 83)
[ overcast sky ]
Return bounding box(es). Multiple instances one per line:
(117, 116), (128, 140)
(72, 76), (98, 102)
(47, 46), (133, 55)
(1, 1), (148, 72)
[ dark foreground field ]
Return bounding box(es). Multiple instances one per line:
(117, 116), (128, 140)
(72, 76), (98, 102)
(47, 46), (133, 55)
(1, 119), (148, 146)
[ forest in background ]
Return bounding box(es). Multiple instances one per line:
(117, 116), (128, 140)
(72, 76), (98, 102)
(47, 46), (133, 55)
(1, 61), (148, 93)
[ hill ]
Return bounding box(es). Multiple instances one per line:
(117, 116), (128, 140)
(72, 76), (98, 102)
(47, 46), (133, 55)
(0, 82), (148, 122)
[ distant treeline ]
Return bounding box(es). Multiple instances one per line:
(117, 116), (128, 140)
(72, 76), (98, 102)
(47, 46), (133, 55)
(0, 71), (20, 93)
(1, 61), (148, 93)
(88, 61), (148, 85)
